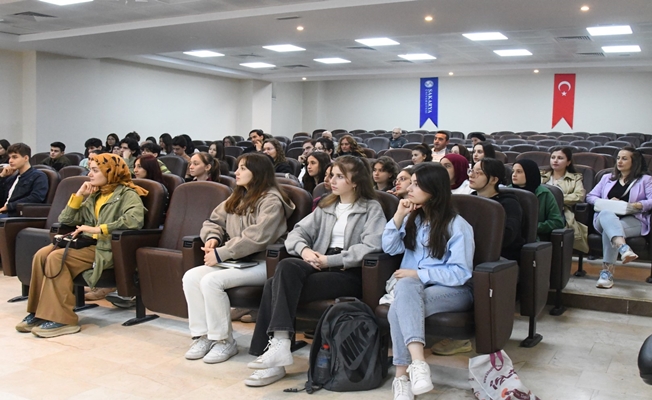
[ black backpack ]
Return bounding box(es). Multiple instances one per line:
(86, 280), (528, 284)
(304, 298), (385, 393)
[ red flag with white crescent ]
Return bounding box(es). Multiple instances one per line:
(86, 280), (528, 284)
(552, 74), (576, 129)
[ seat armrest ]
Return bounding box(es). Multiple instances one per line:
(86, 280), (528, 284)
(181, 235), (204, 274)
(18, 203), (52, 218)
(473, 259), (519, 354)
(49, 223), (75, 241)
(519, 242), (553, 317)
(266, 243), (290, 278)
(573, 202), (593, 230)
(361, 252), (403, 309)
(111, 229), (163, 297)
(0, 217), (47, 228)
(0, 217), (49, 276)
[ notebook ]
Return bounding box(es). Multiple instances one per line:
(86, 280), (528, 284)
(216, 260), (260, 269)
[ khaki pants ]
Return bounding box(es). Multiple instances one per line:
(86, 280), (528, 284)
(27, 245), (96, 325)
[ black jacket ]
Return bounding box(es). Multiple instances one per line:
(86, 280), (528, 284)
(491, 191), (525, 261)
(0, 167), (49, 216)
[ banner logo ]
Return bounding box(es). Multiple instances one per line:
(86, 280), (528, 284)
(552, 73), (576, 129)
(420, 77), (438, 127)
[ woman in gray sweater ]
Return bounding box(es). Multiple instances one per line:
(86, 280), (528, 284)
(245, 155), (386, 387)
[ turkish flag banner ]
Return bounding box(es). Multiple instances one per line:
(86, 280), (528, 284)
(552, 74), (576, 129)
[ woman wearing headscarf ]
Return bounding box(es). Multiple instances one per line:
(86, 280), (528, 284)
(16, 153), (147, 338)
(440, 154), (472, 194)
(511, 158), (564, 239)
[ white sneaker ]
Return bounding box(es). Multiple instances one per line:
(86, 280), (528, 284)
(247, 337), (293, 369)
(596, 270), (614, 289)
(244, 367), (286, 387)
(392, 375), (414, 400)
(407, 360), (433, 395)
(620, 246), (638, 264)
(185, 336), (215, 360)
(203, 339), (238, 364)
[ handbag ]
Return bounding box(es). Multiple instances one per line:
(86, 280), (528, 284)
(594, 179), (638, 216)
(52, 234), (97, 250)
(469, 350), (540, 400)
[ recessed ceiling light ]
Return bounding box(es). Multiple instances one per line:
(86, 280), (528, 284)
(580, 5), (589, 11)
(302, 77), (307, 81)
(263, 44), (306, 52)
(448, 72), (454, 76)
(240, 62), (276, 68)
(314, 58), (351, 64)
(424, 15), (433, 22)
(463, 32), (508, 41)
(587, 25), (632, 36)
(398, 53), (436, 61)
(602, 45), (641, 53)
(39, 0), (92, 5)
(534, 69), (540, 73)
(494, 49), (532, 57)
(355, 38), (400, 47)
(296, 26), (304, 31)
(183, 50), (224, 58)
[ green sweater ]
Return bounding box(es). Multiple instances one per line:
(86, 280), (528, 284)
(535, 185), (565, 238)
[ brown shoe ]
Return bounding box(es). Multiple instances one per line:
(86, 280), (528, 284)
(85, 287), (116, 301)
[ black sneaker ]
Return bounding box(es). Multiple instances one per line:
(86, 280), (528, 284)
(106, 292), (136, 308)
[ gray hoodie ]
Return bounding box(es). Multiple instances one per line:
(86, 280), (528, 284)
(200, 187), (295, 261)
(285, 198), (386, 269)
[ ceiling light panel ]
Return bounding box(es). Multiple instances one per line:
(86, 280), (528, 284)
(602, 45), (641, 53)
(39, 0), (92, 5)
(463, 32), (508, 41)
(263, 44), (306, 52)
(240, 62), (276, 68)
(355, 38), (399, 46)
(314, 58), (351, 64)
(587, 25), (632, 36)
(398, 53), (436, 61)
(494, 49), (532, 56)
(183, 50), (224, 58)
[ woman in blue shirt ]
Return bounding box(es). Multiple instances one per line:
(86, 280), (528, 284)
(383, 163), (474, 400)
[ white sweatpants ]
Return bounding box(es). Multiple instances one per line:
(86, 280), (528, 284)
(182, 262), (267, 340)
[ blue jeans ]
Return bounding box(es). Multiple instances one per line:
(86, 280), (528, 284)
(387, 277), (473, 366)
(595, 211), (642, 264)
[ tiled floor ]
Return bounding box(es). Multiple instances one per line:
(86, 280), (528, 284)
(0, 273), (651, 399)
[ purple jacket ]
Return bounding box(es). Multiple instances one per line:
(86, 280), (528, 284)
(586, 174), (652, 235)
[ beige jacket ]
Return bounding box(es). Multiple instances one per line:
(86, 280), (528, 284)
(200, 187), (295, 261)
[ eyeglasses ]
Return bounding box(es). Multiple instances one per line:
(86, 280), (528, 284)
(468, 168), (484, 177)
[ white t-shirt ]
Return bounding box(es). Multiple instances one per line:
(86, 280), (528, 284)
(329, 202), (353, 249)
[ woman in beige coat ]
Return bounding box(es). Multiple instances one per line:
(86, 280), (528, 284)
(540, 147), (589, 253)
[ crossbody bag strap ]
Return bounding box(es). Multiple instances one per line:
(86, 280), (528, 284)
(621, 178), (638, 200)
(44, 236), (72, 280)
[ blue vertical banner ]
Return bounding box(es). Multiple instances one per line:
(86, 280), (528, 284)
(419, 77), (438, 128)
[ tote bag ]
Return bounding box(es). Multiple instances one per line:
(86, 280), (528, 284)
(469, 350), (540, 400)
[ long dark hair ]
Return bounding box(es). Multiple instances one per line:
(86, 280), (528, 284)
(451, 144), (472, 163)
(320, 155), (376, 207)
(159, 133), (173, 154)
(302, 152), (331, 193)
(478, 158), (506, 192)
(413, 143), (433, 162)
(373, 156), (400, 190)
(224, 152), (290, 215)
(549, 146), (576, 173)
(474, 142), (496, 160)
(404, 163), (456, 259)
(192, 152), (220, 182)
(336, 135), (365, 157)
(209, 140), (225, 160)
(105, 133), (119, 151)
(612, 146), (647, 184)
(136, 155), (164, 185)
(263, 139), (287, 165)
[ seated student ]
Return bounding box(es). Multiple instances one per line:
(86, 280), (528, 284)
(468, 132), (486, 146)
(171, 135), (192, 163)
(389, 166), (414, 199)
(182, 153), (295, 363)
(112, 144), (122, 156)
(334, 135), (365, 158)
(472, 142), (496, 164)
(262, 139), (293, 174)
(315, 137), (335, 159)
(450, 144), (472, 164)
(441, 154), (473, 194)
(321, 130), (337, 147)
(511, 159), (565, 240)
(540, 147), (588, 253)
(311, 164), (333, 210)
(187, 152), (220, 182)
(389, 128), (408, 149)
(245, 129), (265, 153)
(182, 134), (197, 155)
(125, 131), (141, 143)
(144, 136), (156, 145)
(208, 141), (230, 176)
(246, 155), (385, 387)
(0, 139), (11, 164)
(79, 138), (104, 170)
(383, 163), (474, 400)
(373, 156), (400, 192)
(297, 139), (315, 165)
(134, 154), (165, 186)
(301, 151), (331, 195)
(16, 154), (146, 338)
(105, 134), (119, 154)
(140, 142), (171, 174)
(119, 138), (141, 175)
(41, 141), (72, 171)
(0, 143), (48, 218)
(222, 136), (236, 147)
(159, 133), (173, 155)
(586, 147), (652, 289)
(411, 143), (432, 165)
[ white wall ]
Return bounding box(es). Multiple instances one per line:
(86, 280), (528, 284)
(307, 73), (652, 134)
(0, 50), (24, 144)
(271, 82), (304, 136)
(34, 53), (243, 152)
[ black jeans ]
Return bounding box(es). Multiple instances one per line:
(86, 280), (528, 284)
(249, 257), (362, 356)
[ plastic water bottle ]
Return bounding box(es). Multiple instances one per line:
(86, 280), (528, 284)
(313, 344), (331, 384)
